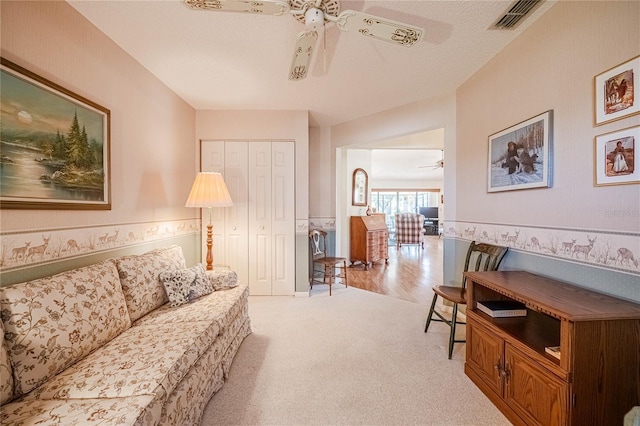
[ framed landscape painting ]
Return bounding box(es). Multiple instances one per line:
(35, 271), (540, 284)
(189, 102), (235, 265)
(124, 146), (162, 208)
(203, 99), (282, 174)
(594, 55), (639, 126)
(594, 125), (639, 186)
(487, 110), (553, 193)
(0, 58), (111, 210)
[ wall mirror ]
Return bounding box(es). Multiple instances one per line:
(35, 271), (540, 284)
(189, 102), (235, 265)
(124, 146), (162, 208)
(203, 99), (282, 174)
(352, 168), (368, 206)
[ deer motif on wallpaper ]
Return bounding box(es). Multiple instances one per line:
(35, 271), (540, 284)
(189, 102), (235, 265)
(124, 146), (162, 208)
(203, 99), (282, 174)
(26, 235), (51, 261)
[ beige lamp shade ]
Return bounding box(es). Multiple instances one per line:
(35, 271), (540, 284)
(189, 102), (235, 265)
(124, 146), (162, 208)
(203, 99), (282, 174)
(185, 172), (233, 208)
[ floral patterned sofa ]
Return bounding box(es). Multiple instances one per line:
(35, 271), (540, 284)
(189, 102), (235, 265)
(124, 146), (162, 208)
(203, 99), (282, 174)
(0, 245), (251, 425)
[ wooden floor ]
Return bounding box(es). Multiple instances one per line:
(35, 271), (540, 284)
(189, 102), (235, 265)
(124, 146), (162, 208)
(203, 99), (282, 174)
(346, 235), (442, 305)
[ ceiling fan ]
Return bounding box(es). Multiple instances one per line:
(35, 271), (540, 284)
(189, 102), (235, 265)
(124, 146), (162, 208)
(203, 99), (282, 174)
(419, 150), (444, 170)
(182, 0), (424, 80)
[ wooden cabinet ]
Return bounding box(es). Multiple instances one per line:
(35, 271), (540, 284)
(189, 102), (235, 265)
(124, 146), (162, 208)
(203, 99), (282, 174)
(464, 271), (640, 426)
(349, 215), (389, 270)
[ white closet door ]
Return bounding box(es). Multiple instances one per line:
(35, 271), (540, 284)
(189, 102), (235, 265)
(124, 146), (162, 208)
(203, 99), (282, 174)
(248, 142), (272, 295)
(224, 142), (249, 285)
(200, 140), (294, 295)
(200, 141), (226, 268)
(271, 142), (295, 295)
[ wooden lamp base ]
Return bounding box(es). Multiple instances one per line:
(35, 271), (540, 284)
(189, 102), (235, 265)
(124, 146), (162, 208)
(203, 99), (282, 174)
(205, 223), (213, 271)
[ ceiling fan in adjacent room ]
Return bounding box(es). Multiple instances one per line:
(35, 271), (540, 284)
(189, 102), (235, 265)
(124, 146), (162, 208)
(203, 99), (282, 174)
(182, 0), (424, 80)
(419, 150), (444, 170)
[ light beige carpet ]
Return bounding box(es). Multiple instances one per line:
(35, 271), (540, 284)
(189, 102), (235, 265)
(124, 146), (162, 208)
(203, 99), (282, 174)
(201, 286), (511, 425)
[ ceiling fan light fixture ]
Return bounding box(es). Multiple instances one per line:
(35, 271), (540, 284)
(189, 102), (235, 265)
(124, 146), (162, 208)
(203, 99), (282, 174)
(305, 7), (324, 31)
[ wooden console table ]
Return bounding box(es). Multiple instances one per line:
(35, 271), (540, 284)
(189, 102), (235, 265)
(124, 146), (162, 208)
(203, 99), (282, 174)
(464, 270), (640, 426)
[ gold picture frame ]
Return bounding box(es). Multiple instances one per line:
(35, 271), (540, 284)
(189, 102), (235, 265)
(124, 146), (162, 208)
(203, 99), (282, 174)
(0, 58), (111, 210)
(352, 168), (368, 206)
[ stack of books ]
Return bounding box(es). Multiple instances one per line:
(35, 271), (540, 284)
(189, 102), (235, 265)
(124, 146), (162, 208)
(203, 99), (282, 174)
(545, 345), (561, 360)
(477, 300), (527, 318)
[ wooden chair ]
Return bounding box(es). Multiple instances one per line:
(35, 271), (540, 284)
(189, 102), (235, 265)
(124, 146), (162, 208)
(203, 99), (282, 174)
(309, 230), (348, 296)
(395, 213), (425, 250)
(424, 241), (508, 359)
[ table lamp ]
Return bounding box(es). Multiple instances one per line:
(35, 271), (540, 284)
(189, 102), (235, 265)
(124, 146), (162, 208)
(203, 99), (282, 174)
(185, 172), (233, 270)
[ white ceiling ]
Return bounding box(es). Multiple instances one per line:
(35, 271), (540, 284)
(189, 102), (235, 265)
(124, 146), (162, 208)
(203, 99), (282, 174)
(371, 148), (443, 183)
(67, 0), (555, 129)
(66, 0), (555, 184)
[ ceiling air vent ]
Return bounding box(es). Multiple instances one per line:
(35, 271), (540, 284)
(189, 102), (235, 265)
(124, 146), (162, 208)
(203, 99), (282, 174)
(490, 0), (543, 30)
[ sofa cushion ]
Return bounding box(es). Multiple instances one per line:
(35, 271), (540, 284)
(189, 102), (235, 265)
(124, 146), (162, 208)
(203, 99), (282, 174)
(25, 320), (219, 402)
(115, 245), (186, 321)
(0, 260), (131, 397)
(206, 266), (238, 290)
(159, 264), (213, 307)
(0, 320), (13, 404)
(0, 394), (162, 426)
(134, 286), (249, 333)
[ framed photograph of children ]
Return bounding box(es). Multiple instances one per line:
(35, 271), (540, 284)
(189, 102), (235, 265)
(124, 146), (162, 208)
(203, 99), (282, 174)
(594, 125), (639, 186)
(594, 55), (640, 126)
(487, 110), (553, 193)
(0, 58), (111, 210)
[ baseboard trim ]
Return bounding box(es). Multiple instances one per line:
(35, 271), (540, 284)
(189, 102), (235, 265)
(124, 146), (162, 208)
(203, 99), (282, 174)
(294, 291), (310, 298)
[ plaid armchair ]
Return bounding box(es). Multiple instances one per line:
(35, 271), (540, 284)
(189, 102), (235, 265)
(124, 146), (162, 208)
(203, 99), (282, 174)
(395, 213), (425, 249)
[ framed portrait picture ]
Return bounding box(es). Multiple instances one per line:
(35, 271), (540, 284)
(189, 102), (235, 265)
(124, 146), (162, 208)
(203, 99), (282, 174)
(352, 168), (368, 206)
(594, 125), (639, 186)
(0, 58), (111, 210)
(487, 110), (553, 193)
(594, 55), (640, 126)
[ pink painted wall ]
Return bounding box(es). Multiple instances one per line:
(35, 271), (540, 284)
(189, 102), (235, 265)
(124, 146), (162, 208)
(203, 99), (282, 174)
(1, 1), (199, 280)
(1, 1), (197, 231)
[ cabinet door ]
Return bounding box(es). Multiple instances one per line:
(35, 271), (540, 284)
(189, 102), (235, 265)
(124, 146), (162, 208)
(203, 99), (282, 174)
(466, 316), (504, 396)
(504, 343), (568, 426)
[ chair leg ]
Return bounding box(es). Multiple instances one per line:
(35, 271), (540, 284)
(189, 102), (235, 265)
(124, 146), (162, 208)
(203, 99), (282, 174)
(448, 303), (459, 359)
(329, 266), (333, 296)
(342, 261), (348, 288)
(424, 293), (438, 332)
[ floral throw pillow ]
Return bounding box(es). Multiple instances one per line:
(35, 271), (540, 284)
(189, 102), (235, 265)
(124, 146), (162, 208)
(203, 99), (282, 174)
(205, 267), (238, 290)
(159, 264), (213, 307)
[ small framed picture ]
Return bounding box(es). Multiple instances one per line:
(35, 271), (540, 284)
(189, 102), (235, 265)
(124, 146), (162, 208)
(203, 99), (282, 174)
(487, 110), (553, 193)
(594, 55), (639, 126)
(352, 168), (368, 206)
(594, 125), (639, 186)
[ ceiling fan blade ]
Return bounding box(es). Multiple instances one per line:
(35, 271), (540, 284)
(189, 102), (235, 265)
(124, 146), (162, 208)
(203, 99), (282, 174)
(182, 0), (290, 15)
(289, 30), (318, 81)
(332, 10), (423, 47)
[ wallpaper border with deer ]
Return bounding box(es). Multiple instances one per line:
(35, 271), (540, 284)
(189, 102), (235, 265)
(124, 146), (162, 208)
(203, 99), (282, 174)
(444, 220), (639, 276)
(0, 219), (200, 273)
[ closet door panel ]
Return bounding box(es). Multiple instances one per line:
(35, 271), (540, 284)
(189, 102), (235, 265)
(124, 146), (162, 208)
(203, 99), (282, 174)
(200, 140), (295, 295)
(254, 233), (269, 282)
(248, 142), (272, 295)
(271, 142), (295, 295)
(224, 142), (249, 285)
(200, 141), (226, 267)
